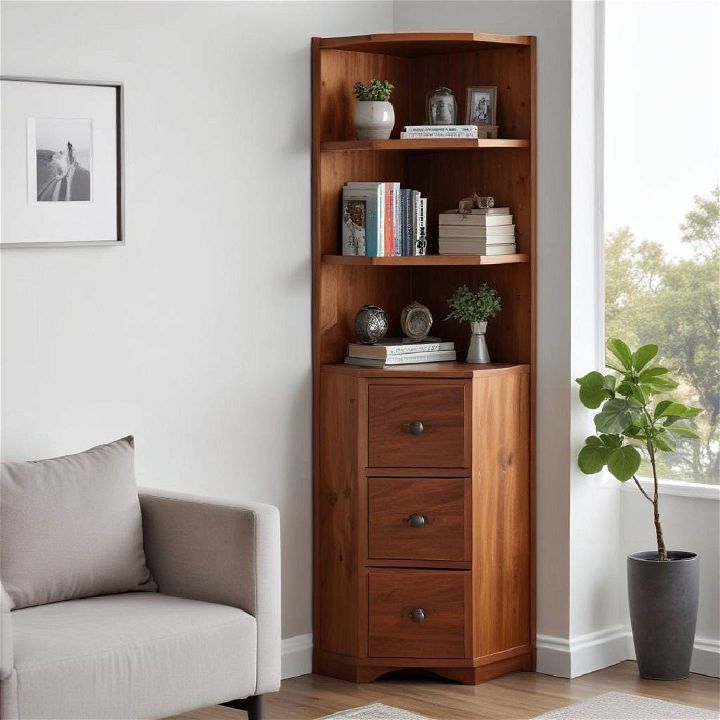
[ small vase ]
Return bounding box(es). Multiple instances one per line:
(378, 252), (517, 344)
(466, 321), (490, 363)
(354, 101), (395, 140)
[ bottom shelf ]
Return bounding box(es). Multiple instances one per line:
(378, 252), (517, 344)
(322, 361), (530, 378)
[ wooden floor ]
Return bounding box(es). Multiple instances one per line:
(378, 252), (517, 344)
(171, 662), (719, 719)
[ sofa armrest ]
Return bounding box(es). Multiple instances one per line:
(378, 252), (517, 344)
(0, 582), (13, 680)
(138, 489), (281, 695)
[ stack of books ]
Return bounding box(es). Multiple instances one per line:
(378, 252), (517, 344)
(344, 337), (456, 367)
(400, 124), (478, 139)
(438, 207), (516, 256)
(342, 182), (427, 257)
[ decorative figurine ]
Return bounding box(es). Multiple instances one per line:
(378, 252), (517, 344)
(400, 301), (433, 342)
(354, 305), (388, 344)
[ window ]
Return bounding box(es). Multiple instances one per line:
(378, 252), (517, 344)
(604, 0), (719, 484)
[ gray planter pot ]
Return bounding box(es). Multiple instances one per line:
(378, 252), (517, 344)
(627, 551), (699, 680)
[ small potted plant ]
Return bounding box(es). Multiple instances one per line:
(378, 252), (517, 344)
(576, 338), (703, 680)
(352, 79), (395, 140)
(446, 283), (501, 363)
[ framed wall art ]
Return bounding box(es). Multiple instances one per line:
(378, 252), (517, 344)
(1, 77), (124, 247)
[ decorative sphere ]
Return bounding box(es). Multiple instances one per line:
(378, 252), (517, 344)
(354, 305), (388, 344)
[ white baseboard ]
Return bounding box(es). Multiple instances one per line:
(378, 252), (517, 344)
(538, 627), (720, 679)
(537, 625), (627, 678)
(282, 633), (313, 679)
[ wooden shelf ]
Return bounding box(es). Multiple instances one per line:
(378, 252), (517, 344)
(318, 32), (533, 56)
(322, 254), (529, 267)
(321, 138), (529, 152)
(321, 361), (530, 379)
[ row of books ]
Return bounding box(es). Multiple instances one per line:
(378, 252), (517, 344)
(439, 207), (517, 256)
(344, 337), (456, 367)
(400, 124), (478, 139)
(342, 182), (427, 257)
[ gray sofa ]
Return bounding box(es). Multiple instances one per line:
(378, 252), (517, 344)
(0, 486), (281, 719)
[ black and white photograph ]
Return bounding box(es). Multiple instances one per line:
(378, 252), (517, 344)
(33, 118), (93, 202)
(1, 77), (122, 246)
(426, 86), (457, 125)
(466, 85), (497, 127)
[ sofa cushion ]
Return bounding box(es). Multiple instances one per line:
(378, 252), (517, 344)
(4, 593), (257, 719)
(0, 437), (156, 610)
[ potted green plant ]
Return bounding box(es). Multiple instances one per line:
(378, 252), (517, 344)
(576, 338), (703, 680)
(446, 283), (502, 363)
(352, 79), (395, 140)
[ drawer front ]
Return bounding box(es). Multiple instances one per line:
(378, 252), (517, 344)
(368, 478), (469, 562)
(368, 383), (467, 468)
(368, 570), (468, 658)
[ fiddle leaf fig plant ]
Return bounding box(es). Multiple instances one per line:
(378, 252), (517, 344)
(352, 79), (394, 102)
(576, 338), (702, 561)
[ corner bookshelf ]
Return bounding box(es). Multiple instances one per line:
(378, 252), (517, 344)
(312, 32), (535, 684)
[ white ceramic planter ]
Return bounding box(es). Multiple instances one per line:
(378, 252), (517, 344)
(353, 101), (395, 140)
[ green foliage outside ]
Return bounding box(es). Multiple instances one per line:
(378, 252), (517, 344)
(446, 283), (502, 324)
(605, 188), (719, 484)
(352, 79), (394, 102)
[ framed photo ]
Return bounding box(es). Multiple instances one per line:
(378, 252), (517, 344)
(465, 86), (497, 127)
(1, 77), (123, 247)
(426, 87), (457, 126)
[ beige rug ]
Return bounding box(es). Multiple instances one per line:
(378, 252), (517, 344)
(533, 691), (719, 719)
(319, 703), (431, 720)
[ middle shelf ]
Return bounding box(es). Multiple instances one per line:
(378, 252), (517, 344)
(321, 253), (529, 266)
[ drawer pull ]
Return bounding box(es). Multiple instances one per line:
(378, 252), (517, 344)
(407, 513), (426, 528)
(409, 608), (425, 623)
(408, 420), (424, 435)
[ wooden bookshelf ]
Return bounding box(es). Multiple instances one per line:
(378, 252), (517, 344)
(312, 32), (536, 685)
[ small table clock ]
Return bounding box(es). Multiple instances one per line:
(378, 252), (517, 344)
(400, 301), (433, 342)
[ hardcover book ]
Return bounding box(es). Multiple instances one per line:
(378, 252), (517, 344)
(344, 349), (457, 366)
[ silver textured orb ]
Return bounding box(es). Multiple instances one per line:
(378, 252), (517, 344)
(354, 305), (388, 345)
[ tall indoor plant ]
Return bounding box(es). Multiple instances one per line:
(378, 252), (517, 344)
(352, 79), (395, 140)
(576, 338), (703, 679)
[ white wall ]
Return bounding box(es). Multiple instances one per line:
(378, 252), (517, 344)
(394, 0), (576, 654)
(0, 1), (394, 655)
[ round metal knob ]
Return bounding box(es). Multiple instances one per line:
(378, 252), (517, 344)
(410, 608), (425, 623)
(407, 513), (426, 528)
(408, 420), (424, 435)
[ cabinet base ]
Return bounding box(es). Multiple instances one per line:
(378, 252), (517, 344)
(313, 650), (533, 685)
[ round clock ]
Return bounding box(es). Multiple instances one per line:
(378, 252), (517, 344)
(401, 301), (433, 342)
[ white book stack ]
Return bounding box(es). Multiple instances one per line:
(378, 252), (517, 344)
(438, 208), (517, 256)
(344, 337), (456, 367)
(400, 125), (478, 139)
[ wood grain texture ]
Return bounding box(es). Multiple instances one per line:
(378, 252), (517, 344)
(169, 663), (720, 720)
(471, 371), (531, 658)
(368, 570), (470, 659)
(367, 383), (468, 468)
(322, 139), (529, 151)
(315, 371), (359, 657)
(368, 477), (470, 561)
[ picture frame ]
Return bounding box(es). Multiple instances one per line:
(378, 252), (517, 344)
(465, 85), (497, 128)
(426, 87), (457, 126)
(1, 76), (124, 248)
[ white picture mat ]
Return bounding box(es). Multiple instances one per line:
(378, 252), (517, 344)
(1, 80), (118, 245)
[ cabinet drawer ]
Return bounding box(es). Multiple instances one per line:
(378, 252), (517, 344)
(368, 570), (469, 658)
(368, 383), (468, 468)
(368, 478), (469, 562)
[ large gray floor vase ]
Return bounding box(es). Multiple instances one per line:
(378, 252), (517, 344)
(627, 551), (699, 680)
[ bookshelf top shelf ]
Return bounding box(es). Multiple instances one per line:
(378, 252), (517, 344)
(321, 254), (530, 267)
(321, 138), (529, 152)
(317, 32), (534, 56)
